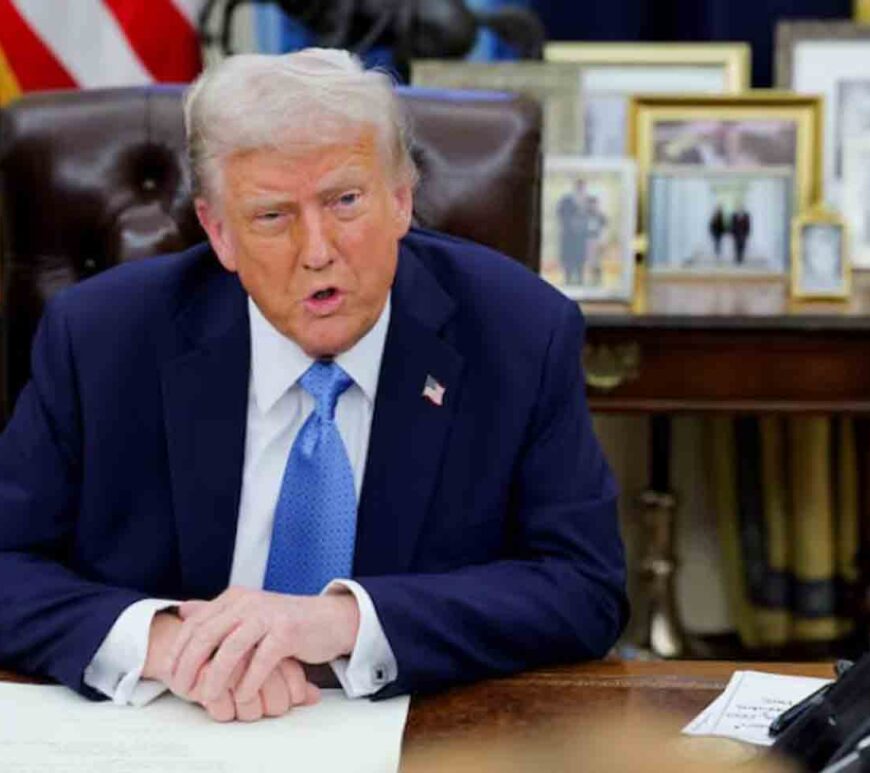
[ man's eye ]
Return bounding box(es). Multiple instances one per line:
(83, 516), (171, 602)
(336, 192), (361, 207)
(257, 211), (282, 221)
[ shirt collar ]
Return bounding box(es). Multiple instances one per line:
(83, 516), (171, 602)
(249, 294), (391, 414)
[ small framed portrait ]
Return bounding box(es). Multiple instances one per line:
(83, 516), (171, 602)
(544, 42), (749, 157)
(775, 20), (870, 207)
(842, 135), (870, 268)
(629, 93), (823, 246)
(541, 157), (637, 302)
(410, 60), (584, 153)
(647, 167), (793, 276)
(791, 209), (850, 301)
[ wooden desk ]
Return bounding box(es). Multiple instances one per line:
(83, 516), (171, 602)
(403, 660), (833, 748)
(0, 660), (833, 759)
(583, 271), (870, 413)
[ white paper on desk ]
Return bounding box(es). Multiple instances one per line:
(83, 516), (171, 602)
(682, 670), (832, 747)
(0, 683), (409, 772)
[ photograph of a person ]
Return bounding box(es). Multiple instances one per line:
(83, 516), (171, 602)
(648, 167), (793, 274)
(541, 157), (636, 301)
(652, 119), (798, 168)
(792, 217), (850, 299)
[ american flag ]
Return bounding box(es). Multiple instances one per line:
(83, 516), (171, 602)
(422, 375), (445, 407)
(0, 0), (204, 107)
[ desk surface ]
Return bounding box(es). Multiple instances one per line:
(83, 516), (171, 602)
(403, 660), (833, 747)
(1, 660), (831, 755)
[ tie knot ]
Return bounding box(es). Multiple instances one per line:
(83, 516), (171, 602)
(299, 360), (353, 420)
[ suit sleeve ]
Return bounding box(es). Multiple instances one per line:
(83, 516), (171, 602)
(0, 298), (147, 697)
(358, 301), (628, 697)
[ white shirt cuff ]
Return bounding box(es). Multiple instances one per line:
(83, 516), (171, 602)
(83, 598), (181, 706)
(322, 579), (397, 698)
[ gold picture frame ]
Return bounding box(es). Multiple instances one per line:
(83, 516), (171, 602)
(629, 93), (824, 247)
(791, 207), (851, 301)
(545, 42), (750, 91)
(544, 42), (749, 157)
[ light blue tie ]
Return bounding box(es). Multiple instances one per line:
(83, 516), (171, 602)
(263, 360), (356, 595)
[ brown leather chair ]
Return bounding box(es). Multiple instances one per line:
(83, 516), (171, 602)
(0, 85), (542, 419)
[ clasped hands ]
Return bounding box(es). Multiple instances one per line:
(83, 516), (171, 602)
(143, 587), (360, 722)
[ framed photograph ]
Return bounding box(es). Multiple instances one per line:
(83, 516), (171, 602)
(776, 20), (870, 207)
(541, 156), (637, 302)
(842, 135), (870, 268)
(647, 167), (793, 276)
(791, 209), (850, 300)
(629, 93), (823, 243)
(410, 60), (583, 153)
(545, 42), (750, 157)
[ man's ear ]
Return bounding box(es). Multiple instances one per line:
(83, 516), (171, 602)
(195, 197), (237, 272)
(392, 182), (414, 237)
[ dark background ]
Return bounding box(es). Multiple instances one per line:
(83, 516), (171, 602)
(532, 0), (852, 86)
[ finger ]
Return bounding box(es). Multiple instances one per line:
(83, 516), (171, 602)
(259, 668), (291, 717)
(166, 597), (228, 674)
(203, 692), (236, 723)
(201, 623), (267, 701)
(277, 658), (309, 706)
(233, 693), (264, 723)
(171, 609), (245, 695)
(303, 681), (321, 706)
(234, 635), (286, 703)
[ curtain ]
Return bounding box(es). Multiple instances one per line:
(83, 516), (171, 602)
(706, 416), (860, 649)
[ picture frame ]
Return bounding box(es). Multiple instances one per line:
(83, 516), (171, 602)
(545, 42), (750, 157)
(647, 166), (793, 276)
(410, 60), (584, 153)
(628, 93), (823, 246)
(842, 134), (870, 268)
(775, 20), (870, 208)
(791, 208), (850, 300)
(540, 156), (637, 302)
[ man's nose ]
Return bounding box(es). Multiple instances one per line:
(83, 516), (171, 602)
(299, 210), (332, 271)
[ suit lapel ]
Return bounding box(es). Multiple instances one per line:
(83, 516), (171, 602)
(355, 243), (464, 576)
(161, 266), (250, 599)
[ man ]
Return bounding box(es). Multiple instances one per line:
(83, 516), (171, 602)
(709, 205), (726, 261)
(583, 196), (608, 285)
(731, 204), (751, 265)
(0, 49), (626, 722)
(556, 179), (590, 284)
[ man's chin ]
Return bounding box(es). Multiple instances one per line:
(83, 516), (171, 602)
(297, 326), (363, 360)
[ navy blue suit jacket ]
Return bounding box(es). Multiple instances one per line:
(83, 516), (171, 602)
(0, 227), (627, 698)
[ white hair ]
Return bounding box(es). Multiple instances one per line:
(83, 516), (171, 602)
(183, 48), (418, 200)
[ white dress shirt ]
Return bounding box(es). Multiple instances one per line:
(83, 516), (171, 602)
(84, 295), (398, 705)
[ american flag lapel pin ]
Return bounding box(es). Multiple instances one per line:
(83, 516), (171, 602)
(422, 374), (446, 407)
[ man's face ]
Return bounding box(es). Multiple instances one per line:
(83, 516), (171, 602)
(196, 130), (413, 358)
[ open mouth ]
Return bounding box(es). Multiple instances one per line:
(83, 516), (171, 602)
(304, 287), (344, 316)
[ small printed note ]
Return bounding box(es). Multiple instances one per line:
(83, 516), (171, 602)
(682, 670), (832, 746)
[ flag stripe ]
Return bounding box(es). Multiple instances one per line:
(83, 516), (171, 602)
(0, 0), (76, 90)
(170, 0), (201, 27)
(11, 0), (150, 87)
(103, 0), (201, 82)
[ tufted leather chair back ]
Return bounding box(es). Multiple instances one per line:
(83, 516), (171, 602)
(0, 85), (542, 418)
